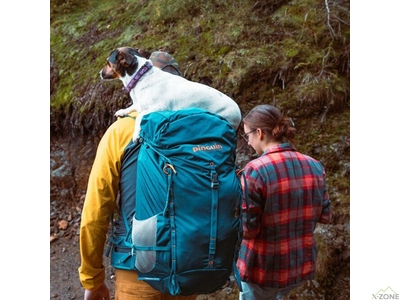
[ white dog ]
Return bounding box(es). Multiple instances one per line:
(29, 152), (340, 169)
(100, 47), (242, 141)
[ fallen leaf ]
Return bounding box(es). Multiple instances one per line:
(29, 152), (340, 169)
(58, 220), (69, 230)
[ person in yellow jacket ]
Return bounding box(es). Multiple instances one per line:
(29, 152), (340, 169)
(78, 51), (196, 300)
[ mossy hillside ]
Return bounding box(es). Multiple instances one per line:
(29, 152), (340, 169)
(50, 0), (349, 119)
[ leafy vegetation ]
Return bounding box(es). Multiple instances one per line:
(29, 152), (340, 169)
(50, 0), (350, 298)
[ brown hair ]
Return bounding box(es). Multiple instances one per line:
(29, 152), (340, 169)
(242, 104), (296, 142)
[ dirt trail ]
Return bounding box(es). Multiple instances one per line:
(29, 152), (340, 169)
(50, 237), (115, 299)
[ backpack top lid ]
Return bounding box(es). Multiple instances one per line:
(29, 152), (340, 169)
(139, 107), (237, 149)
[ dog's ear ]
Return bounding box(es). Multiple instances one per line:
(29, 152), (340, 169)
(118, 48), (138, 67)
(108, 49), (120, 64)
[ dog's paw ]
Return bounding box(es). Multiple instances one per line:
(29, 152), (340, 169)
(114, 109), (127, 117)
(132, 132), (140, 142)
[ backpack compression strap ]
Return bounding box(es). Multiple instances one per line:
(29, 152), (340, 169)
(208, 164), (219, 267)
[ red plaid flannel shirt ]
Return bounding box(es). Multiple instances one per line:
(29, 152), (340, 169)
(236, 143), (332, 287)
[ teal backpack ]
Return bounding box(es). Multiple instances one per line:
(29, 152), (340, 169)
(135, 108), (242, 295)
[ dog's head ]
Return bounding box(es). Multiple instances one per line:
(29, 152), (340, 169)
(100, 47), (145, 80)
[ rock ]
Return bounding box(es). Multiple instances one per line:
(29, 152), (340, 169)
(336, 224), (344, 231)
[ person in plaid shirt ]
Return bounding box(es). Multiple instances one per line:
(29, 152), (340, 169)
(236, 104), (332, 300)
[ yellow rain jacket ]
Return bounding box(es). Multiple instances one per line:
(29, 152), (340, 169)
(78, 113), (137, 290)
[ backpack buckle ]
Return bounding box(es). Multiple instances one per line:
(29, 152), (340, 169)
(211, 173), (219, 189)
